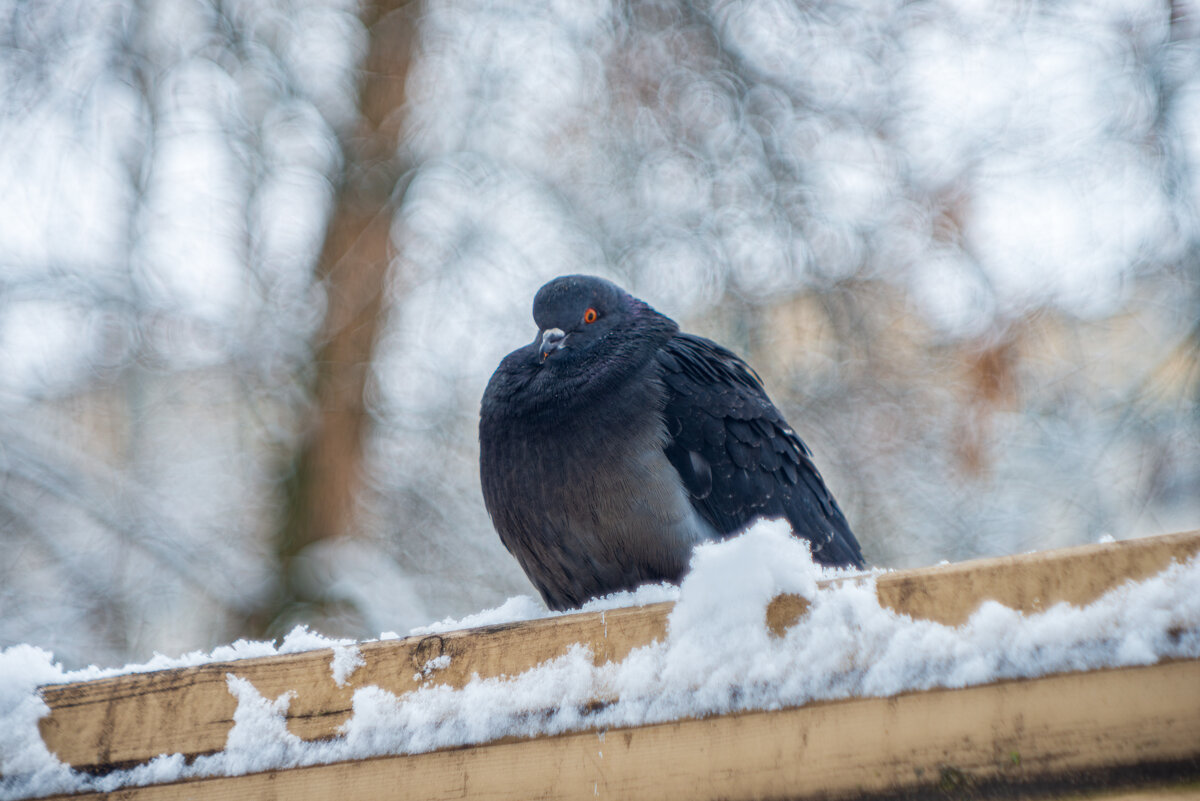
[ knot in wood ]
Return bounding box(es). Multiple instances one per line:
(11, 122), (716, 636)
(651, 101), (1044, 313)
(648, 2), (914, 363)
(411, 635), (446, 671)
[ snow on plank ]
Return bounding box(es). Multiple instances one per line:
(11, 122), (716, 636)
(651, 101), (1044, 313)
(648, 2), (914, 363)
(27, 528), (1200, 799)
(38, 660), (1200, 801)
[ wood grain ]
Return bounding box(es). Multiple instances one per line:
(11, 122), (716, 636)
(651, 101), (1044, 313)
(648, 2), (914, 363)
(38, 530), (1200, 773)
(44, 658), (1200, 801)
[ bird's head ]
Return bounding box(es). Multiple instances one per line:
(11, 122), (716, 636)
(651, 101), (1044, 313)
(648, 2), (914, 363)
(481, 275), (679, 423)
(530, 275), (677, 371)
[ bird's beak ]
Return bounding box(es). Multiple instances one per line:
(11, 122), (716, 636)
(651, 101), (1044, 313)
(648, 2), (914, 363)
(539, 328), (567, 361)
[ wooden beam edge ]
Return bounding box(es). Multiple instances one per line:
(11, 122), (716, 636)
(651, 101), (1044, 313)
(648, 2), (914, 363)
(42, 658), (1200, 801)
(37, 529), (1200, 771)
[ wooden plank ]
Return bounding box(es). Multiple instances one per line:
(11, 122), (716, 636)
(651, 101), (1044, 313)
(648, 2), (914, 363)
(39, 530), (1200, 772)
(44, 658), (1200, 801)
(872, 529), (1200, 626)
(1065, 787), (1200, 801)
(38, 599), (673, 770)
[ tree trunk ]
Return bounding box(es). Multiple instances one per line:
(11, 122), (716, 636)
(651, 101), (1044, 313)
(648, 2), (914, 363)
(252, 0), (419, 637)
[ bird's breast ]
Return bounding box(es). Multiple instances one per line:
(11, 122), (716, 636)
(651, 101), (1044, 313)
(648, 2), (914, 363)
(482, 377), (717, 607)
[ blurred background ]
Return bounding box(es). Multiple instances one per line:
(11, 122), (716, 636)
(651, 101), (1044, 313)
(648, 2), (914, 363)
(0, 0), (1197, 668)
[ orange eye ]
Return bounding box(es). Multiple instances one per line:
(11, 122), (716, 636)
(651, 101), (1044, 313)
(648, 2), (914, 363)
(583, 307), (598, 324)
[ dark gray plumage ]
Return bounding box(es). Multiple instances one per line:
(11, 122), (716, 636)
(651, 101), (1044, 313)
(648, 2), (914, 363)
(480, 275), (864, 610)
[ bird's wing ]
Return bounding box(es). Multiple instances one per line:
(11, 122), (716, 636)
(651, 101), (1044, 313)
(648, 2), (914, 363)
(655, 333), (864, 567)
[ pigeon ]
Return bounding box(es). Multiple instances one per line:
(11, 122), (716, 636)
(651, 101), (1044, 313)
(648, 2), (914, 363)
(479, 275), (864, 610)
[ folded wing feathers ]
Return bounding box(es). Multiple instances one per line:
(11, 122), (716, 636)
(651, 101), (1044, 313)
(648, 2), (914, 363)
(656, 333), (863, 567)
